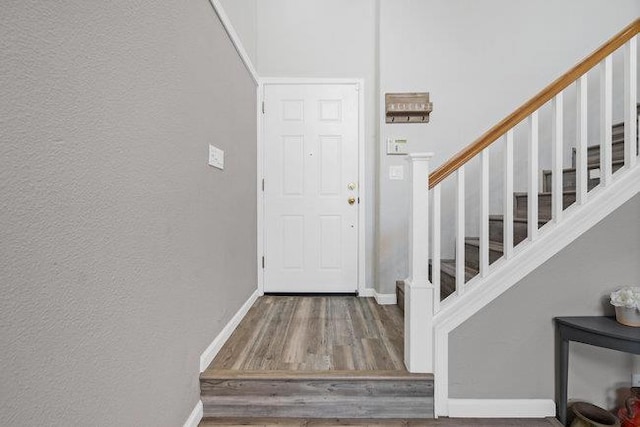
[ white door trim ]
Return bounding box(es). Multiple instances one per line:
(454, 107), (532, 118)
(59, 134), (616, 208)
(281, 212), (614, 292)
(256, 82), (265, 295)
(258, 78), (366, 296)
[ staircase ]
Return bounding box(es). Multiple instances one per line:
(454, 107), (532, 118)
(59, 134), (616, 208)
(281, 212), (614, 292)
(400, 19), (640, 418)
(397, 112), (639, 307)
(416, 111), (639, 301)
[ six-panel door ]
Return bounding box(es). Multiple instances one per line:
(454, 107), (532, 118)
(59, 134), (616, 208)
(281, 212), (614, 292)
(263, 84), (359, 293)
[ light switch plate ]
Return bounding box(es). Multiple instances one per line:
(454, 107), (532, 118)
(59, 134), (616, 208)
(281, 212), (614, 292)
(389, 165), (404, 180)
(208, 144), (224, 170)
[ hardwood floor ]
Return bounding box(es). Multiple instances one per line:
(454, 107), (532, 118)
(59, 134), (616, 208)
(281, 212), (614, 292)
(199, 296), (561, 422)
(200, 296), (434, 419)
(207, 296), (406, 372)
(199, 417), (563, 426)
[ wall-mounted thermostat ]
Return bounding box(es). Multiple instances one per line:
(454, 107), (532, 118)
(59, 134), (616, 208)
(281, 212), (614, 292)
(386, 138), (408, 155)
(385, 92), (433, 123)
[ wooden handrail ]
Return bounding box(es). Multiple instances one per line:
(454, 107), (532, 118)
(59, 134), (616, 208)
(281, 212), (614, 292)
(429, 18), (640, 189)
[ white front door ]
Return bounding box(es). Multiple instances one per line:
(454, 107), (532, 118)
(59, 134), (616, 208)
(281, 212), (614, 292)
(263, 83), (360, 293)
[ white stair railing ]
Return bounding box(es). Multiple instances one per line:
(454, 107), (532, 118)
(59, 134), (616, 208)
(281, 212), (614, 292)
(403, 23), (639, 414)
(624, 36), (638, 167)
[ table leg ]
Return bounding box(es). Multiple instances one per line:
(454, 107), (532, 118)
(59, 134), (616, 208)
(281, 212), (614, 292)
(555, 329), (569, 425)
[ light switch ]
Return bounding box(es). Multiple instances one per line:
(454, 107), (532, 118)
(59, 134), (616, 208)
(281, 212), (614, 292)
(208, 144), (224, 170)
(389, 165), (404, 180)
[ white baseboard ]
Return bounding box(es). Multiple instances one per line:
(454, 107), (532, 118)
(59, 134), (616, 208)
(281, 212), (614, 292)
(199, 288), (261, 372)
(448, 399), (556, 418)
(359, 288), (397, 305)
(374, 290), (397, 305)
(358, 288), (374, 297)
(183, 400), (203, 427)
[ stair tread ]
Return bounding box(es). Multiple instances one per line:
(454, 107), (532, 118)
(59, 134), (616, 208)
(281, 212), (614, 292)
(464, 237), (504, 253)
(201, 395), (432, 404)
(439, 259), (479, 279)
(514, 190), (576, 197)
(201, 369), (432, 381)
(489, 214), (547, 224)
(542, 158), (625, 175)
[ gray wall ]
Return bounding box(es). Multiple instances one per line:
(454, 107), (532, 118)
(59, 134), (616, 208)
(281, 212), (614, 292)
(0, 1), (257, 426)
(450, 194), (640, 410)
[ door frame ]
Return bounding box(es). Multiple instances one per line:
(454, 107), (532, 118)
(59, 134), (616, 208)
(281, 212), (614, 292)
(257, 77), (366, 296)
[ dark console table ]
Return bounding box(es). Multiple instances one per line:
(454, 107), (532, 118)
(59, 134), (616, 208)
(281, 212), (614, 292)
(554, 316), (640, 425)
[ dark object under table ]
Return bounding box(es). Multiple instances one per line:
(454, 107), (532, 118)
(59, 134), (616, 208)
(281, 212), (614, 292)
(554, 316), (640, 425)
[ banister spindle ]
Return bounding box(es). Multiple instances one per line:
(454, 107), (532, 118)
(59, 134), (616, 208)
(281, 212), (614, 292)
(432, 184), (441, 312)
(552, 93), (564, 222)
(427, 20), (639, 190)
(601, 56), (613, 186)
(503, 131), (514, 259)
(624, 36), (637, 168)
(576, 75), (588, 205)
(528, 112), (539, 241)
(455, 166), (465, 295)
(479, 149), (490, 277)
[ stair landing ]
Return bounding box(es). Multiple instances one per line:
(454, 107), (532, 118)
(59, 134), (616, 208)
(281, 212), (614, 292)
(201, 296), (433, 419)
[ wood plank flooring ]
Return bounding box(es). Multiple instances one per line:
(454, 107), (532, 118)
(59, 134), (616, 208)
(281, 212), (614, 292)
(200, 296), (434, 419)
(207, 296), (406, 373)
(199, 417), (563, 426)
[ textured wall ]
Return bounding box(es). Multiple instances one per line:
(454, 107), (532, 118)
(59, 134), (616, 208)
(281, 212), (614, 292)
(0, 1), (257, 426)
(450, 194), (640, 409)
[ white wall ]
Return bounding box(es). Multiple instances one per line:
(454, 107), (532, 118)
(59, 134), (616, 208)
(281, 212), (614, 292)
(378, 0), (639, 291)
(256, 0), (379, 292)
(219, 1), (638, 296)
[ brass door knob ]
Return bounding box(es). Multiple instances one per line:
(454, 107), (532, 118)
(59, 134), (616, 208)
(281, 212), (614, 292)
(348, 197), (356, 205)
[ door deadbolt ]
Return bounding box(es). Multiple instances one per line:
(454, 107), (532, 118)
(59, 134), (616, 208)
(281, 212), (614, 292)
(347, 182), (356, 190)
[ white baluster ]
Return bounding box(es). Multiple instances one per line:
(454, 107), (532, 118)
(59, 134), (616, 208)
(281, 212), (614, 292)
(432, 184), (441, 312)
(503, 131), (514, 259)
(528, 112), (539, 241)
(552, 93), (564, 223)
(576, 74), (588, 205)
(455, 167), (466, 295)
(405, 153), (434, 373)
(601, 56), (613, 185)
(624, 37), (637, 168)
(480, 149), (490, 277)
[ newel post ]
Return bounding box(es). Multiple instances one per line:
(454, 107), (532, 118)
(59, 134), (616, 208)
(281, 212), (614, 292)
(405, 153), (435, 373)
